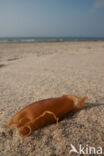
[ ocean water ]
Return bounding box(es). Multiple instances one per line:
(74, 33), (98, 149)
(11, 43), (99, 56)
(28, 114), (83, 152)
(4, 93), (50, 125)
(0, 37), (104, 44)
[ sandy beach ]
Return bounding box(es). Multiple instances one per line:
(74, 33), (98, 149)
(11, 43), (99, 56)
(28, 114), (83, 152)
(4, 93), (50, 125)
(0, 41), (104, 155)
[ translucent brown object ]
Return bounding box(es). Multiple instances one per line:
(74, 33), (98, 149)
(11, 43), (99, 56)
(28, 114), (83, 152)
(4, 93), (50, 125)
(8, 95), (88, 136)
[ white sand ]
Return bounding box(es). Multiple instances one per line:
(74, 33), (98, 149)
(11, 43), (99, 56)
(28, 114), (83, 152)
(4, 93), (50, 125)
(0, 42), (104, 155)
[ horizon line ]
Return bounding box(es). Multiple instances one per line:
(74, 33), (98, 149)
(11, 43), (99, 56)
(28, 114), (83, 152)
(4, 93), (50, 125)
(0, 36), (104, 38)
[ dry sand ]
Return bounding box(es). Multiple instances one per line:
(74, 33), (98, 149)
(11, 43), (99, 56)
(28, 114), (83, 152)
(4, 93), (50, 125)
(0, 42), (104, 156)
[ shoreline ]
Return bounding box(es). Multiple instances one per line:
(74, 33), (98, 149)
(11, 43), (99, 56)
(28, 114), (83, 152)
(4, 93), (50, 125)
(0, 40), (104, 45)
(0, 36), (104, 44)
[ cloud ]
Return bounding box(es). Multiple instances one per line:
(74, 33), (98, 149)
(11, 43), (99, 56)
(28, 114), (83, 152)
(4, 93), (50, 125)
(94, 0), (104, 8)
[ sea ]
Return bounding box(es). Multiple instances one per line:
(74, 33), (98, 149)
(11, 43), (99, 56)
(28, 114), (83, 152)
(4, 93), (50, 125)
(0, 37), (104, 44)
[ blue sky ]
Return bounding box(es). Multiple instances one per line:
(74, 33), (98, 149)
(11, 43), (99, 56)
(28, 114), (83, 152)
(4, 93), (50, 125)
(0, 0), (104, 37)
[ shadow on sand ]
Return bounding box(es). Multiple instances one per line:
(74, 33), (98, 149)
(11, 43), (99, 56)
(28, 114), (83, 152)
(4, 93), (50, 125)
(84, 102), (104, 110)
(0, 64), (6, 68)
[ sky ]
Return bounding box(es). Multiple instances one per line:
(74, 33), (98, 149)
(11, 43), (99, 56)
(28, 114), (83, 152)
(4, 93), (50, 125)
(0, 0), (104, 37)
